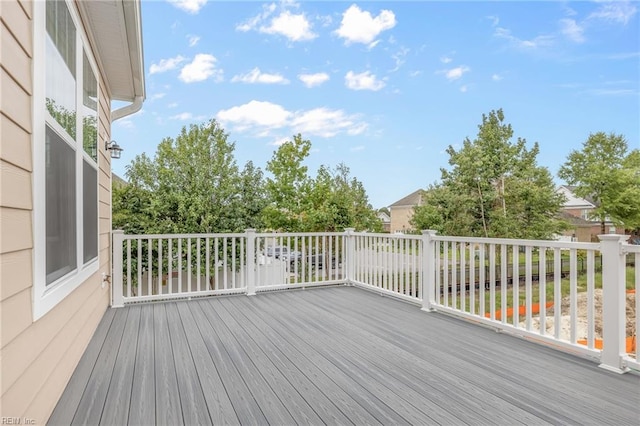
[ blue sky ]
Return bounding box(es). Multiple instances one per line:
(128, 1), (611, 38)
(112, 0), (640, 209)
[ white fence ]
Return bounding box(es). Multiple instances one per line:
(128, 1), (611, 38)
(112, 229), (637, 373)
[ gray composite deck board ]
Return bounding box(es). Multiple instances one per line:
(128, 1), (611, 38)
(153, 303), (183, 426)
(47, 308), (116, 426)
(71, 306), (128, 425)
(197, 299), (297, 426)
(188, 301), (267, 425)
(308, 288), (640, 424)
(221, 296), (384, 425)
(100, 306), (140, 426)
(207, 299), (325, 425)
(50, 286), (640, 426)
(216, 297), (355, 425)
(261, 292), (516, 425)
(164, 302), (212, 425)
(174, 302), (239, 426)
(128, 304), (155, 426)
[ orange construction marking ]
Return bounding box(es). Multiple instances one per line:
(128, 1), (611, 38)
(485, 302), (554, 321)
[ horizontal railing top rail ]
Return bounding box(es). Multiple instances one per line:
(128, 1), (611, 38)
(624, 244), (640, 253)
(121, 231), (249, 239)
(257, 231), (345, 237)
(432, 234), (602, 250)
(352, 232), (424, 240)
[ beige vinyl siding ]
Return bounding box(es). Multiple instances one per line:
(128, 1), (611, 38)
(389, 205), (416, 234)
(0, 1), (113, 424)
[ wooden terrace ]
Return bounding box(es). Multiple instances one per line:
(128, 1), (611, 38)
(49, 286), (639, 425)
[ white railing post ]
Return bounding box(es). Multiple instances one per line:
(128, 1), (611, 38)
(421, 230), (437, 312)
(111, 230), (125, 308)
(345, 228), (355, 285)
(246, 229), (256, 296)
(598, 234), (629, 373)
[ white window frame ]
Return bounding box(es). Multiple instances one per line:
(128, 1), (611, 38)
(32, 0), (101, 320)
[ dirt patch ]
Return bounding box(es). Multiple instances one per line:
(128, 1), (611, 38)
(523, 289), (636, 341)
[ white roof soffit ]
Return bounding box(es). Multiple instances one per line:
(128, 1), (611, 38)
(78, 0), (146, 103)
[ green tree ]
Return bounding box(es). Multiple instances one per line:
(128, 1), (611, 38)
(412, 109), (566, 239)
(263, 134), (312, 231)
(307, 163), (381, 232)
(120, 119), (262, 233)
(377, 206), (390, 216)
(112, 180), (154, 234)
(263, 134), (380, 232)
(559, 132), (640, 233)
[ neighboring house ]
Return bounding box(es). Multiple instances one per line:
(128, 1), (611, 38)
(112, 172), (128, 187)
(557, 185), (596, 221)
(557, 185), (619, 242)
(0, 1), (144, 423)
(377, 211), (391, 233)
(389, 189), (424, 234)
(557, 211), (595, 242)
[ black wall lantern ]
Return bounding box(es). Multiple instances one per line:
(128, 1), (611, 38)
(105, 140), (123, 159)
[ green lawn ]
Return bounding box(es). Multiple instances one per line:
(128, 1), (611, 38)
(438, 267), (635, 317)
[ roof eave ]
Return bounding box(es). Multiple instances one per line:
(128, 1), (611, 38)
(77, 0), (146, 103)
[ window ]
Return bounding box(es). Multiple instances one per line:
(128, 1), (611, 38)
(33, 0), (101, 318)
(45, 125), (77, 284)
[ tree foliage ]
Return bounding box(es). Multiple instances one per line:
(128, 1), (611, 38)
(306, 163), (381, 232)
(263, 134), (380, 232)
(114, 119), (265, 234)
(558, 132), (640, 232)
(412, 109), (567, 239)
(263, 134), (312, 231)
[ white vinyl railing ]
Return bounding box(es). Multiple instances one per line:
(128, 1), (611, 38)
(349, 233), (423, 305)
(429, 236), (602, 358)
(112, 228), (637, 373)
(622, 243), (639, 370)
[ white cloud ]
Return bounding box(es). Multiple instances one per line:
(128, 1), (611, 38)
(216, 100), (291, 131)
(236, 3), (277, 32)
(168, 0), (207, 14)
(167, 102), (178, 108)
(179, 54), (222, 83)
(149, 55), (186, 74)
(494, 27), (554, 50)
(170, 112), (206, 121)
(231, 68), (289, 84)
(559, 18), (585, 43)
(298, 72), (330, 88)
(585, 88), (637, 96)
(270, 137), (290, 147)
(216, 100), (368, 138)
(345, 71), (385, 91)
(492, 73), (503, 81)
(440, 56), (453, 64)
(441, 66), (470, 81)
(459, 85), (468, 93)
(350, 145), (365, 152)
(187, 35), (201, 47)
(589, 1), (637, 25)
(291, 108), (367, 137)
(486, 15), (500, 27)
(390, 47), (409, 72)
(409, 70), (422, 77)
(261, 11), (317, 41)
(236, 4), (316, 42)
(149, 93), (166, 101)
(335, 4), (396, 47)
